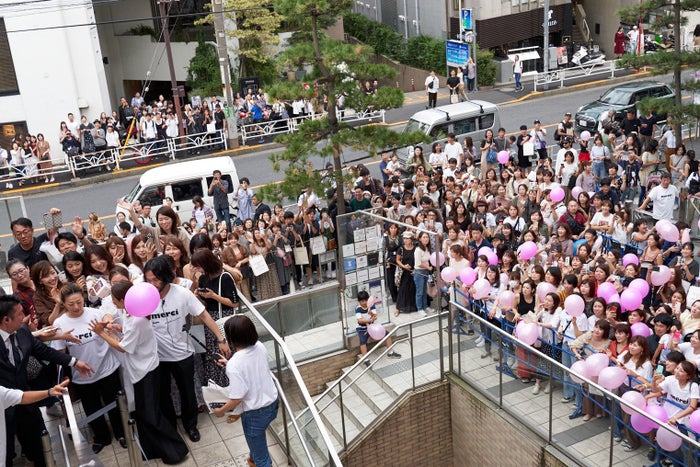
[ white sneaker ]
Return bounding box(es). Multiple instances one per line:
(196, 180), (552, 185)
(426, 307), (435, 314)
(532, 382), (541, 395)
(7, 183), (12, 189)
(417, 309), (427, 317)
(475, 340), (485, 348)
(474, 336), (484, 345)
(544, 383), (551, 394)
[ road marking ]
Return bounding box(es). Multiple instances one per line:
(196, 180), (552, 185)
(3, 183), (59, 194)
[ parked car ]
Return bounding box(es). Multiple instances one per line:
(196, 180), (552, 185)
(574, 81), (674, 133)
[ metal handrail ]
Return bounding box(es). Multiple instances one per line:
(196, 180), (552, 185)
(295, 312), (445, 428)
(238, 294), (343, 466)
(450, 297), (700, 453)
(271, 374), (316, 466)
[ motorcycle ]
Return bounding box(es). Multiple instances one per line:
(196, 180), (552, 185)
(570, 46), (606, 67)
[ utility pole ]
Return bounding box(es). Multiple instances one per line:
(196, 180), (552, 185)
(212, 0), (239, 148)
(542, 0), (550, 91)
(158, 0), (184, 137)
(673, 0), (682, 145)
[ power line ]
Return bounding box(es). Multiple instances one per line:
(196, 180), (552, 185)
(4, 7), (267, 34)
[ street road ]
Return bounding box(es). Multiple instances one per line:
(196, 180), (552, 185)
(0, 71), (688, 252)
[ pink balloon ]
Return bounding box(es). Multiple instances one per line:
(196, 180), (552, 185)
(472, 278), (491, 299)
(519, 241), (538, 261)
(516, 322), (539, 346)
(630, 322), (651, 338)
(631, 412), (655, 434)
(659, 223), (679, 243)
(536, 282), (556, 302)
(585, 352), (610, 377)
(478, 246), (493, 258)
(564, 294), (585, 317)
(620, 288), (643, 312)
(689, 410), (700, 432)
(430, 252), (445, 267)
(621, 390), (647, 415)
(681, 228), (690, 244)
(598, 366), (627, 390)
(550, 187), (565, 203)
(571, 186), (583, 199)
(607, 293), (620, 305)
(487, 251), (499, 266)
(570, 360), (590, 384)
(124, 282), (161, 317)
(497, 150), (510, 164)
(588, 191), (595, 198)
(629, 278), (650, 298)
(597, 282), (617, 301)
(441, 267), (458, 283)
(657, 426), (683, 452)
(459, 267), (477, 286)
(500, 290), (515, 309)
(580, 130), (591, 142)
(651, 265), (671, 286)
(622, 253), (639, 267)
(367, 323), (386, 340)
(645, 404), (669, 430)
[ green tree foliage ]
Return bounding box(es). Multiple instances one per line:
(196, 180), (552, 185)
(261, 0), (428, 213)
(403, 35), (446, 73)
(618, 0), (700, 135)
(476, 49), (497, 87)
(186, 40), (223, 97)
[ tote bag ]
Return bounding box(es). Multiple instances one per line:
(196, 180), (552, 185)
(310, 235), (327, 255)
(293, 244), (309, 265)
(249, 254), (269, 276)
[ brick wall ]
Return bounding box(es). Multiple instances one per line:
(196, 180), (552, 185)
(450, 377), (570, 466)
(342, 382), (452, 467)
(296, 349), (359, 396)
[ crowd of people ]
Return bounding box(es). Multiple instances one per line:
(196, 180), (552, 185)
(343, 112), (700, 463)
(0, 168), (335, 465)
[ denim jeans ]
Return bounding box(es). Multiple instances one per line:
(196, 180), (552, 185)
(514, 73), (522, 89)
(413, 269), (429, 311)
(592, 161), (607, 181)
(561, 342), (581, 405)
(215, 206), (231, 231)
(241, 399), (279, 467)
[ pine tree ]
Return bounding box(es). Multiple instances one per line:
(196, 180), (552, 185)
(260, 0), (428, 214)
(618, 0), (700, 143)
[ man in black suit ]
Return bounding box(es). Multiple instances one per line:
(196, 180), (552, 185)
(0, 296), (93, 466)
(252, 194), (271, 223)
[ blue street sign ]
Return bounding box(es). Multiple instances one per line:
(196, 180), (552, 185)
(446, 40), (470, 68)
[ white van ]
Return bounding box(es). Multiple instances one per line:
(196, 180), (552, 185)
(117, 156), (240, 222)
(401, 100), (501, 164)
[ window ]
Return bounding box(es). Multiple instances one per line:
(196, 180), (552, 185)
(429, 123), (450, 139)
(479, 113), (496, 130)
(452, 117), (477, 136)
(0, 18), (18, 96)
(138, 185), (166, 207)
(171, 179), (203, 202)
(205, 175), (234, 194)
(649, 86), (672, 98)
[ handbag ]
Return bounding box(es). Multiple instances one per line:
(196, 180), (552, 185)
(450, 94), (459, 104)
(310, 235), (327, 255)
(276, 247), (286, 258)
(206, 122), (217, 134)
(394, 264), (403, 288)
(427, 274), (439, 297)
(293, 243), (309, 265)
(249, 254), (269, 276)
(327, 238), (337, 250)
(486, 148), (498, 164)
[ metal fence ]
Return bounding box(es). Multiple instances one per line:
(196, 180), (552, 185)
(533, 60), (621, 91)
(239, 109), (386, 145)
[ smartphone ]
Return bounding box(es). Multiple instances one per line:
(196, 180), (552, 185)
(583, 264), (590, 273)
(209, 402), (226, 409)
(565, 257), (571, 266)
(656, 364), (664, 374)
(196, 288), (207, 293)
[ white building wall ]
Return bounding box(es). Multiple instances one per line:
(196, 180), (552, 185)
(0, 0), (111, 162)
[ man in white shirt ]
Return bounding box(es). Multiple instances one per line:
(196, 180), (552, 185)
(0, 147), (11, 189)
(424, 70), (439, 109)
(143, 256), (230, 443)
(444, 133), (464, 168)
(627, 25), (639, 55)
(554, 137), (578, 170)
(140, 113), (157, 142)
(65, 113), (81, 138)
(638, 172), (678, 220)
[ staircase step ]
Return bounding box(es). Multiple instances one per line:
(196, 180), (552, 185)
(314, 390), (362, 447)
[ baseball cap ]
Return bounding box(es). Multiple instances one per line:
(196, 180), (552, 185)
(534, 119), (541, 124)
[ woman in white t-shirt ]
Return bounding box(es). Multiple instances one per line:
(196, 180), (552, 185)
(674, 329), (700, 367)
(213, 316), (279, 467)
(90, 281), (189, 464)
(533, 292), (562, 395)
(617, 336), (653, 451)
(53, 283), (125, 454)
(650, 360), (699, 427)
(589, 200), (615, 234)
